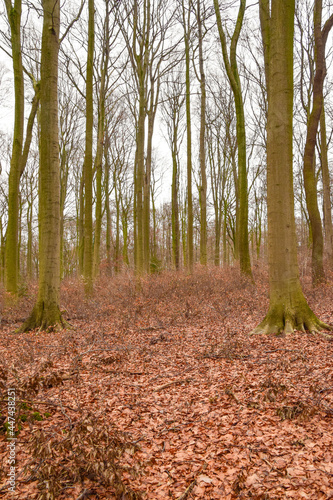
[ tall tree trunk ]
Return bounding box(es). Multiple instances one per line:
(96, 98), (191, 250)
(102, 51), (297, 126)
(197, 0), (207, 266)
(26, 196), (33, 280)
(254, 0), (330, 335)
(18, 192), (22, 278)
(105, 143), (112, 273)
(94, 158), (102, 277)
(144, 111), (154, 272)
(171, 132), (180, 270)
(183, 0), (193, 272)
(135, 89), (145, 274)
(83, 0), (95, 293)
(60, 147), (67, 278)
(151, 189), (157, 262)
(5, 0), (40, 294)
(0, 219), (5, 283)
(181, 198), (187, 269)
(78, 173), (84, 275)
(303, 0), (333, 284)
(215, 214), (221, 266)
(5, 0), (24, 294)
(122, 209), (129, 266)
(320, 105), (333, 263)
(93, 10), (108, 278)
(20, 0), (65, 331)
(228, 128), (239, 260)
(223, 199), (228, 265)
(114, 171), (120, 273)
(127, 0), (150, 276)
(213, 0), (252, 277)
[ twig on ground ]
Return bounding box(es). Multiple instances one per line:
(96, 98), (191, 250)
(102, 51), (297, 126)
(153, 378), (193, 392)
(75, 489), (95, 500)
(176, 479), (196, 500)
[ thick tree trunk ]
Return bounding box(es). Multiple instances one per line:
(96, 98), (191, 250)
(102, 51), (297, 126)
(254, 0), (331, 335)
(20, 0), (65, 332)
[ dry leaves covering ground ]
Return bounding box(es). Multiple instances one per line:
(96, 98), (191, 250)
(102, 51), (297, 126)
(0, 266), (333, 499)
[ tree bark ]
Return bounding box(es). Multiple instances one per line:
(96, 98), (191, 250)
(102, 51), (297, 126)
(20, 0), (65, 331)
(5, 0), (24, 294)
(320, 105), (333, 263)
(78, 173), (84, 275)
(302, 0), (333, 284)
(135, 87), (145, 274)
(144, 108), (155, 272)
(59, 146), (68, 278)
(93, 65), (107, 277)
(104, 136), (112, 273)
(4, 0), (40, 294)
(183, 0), (193, 272)
(213, 0), (252, 277)
(197, 0), (207, 266)
(253, 0), (331, 335)
(171, 130), (180, 270)
(83, 0), (95, 293)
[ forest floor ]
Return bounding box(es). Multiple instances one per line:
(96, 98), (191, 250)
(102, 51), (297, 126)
(0, 266), (333, 500)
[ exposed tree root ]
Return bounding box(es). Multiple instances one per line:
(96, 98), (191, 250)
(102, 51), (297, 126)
(17, 302), (68, 333)
(251, 302), (332, 336)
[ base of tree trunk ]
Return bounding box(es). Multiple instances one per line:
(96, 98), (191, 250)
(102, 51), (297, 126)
(251, 300), (332, 336)
(18, 302), (68, 333)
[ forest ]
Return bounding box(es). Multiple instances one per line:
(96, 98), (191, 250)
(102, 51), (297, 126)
(0, 0), (333, 498)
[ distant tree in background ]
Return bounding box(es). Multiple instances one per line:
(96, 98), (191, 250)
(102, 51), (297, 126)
(302, 0), (333, 284)
(180, 0), (194, 272)
(213, 0), (252, 278)
(83, 0), (95, 294)
(4, 0), (39, 295)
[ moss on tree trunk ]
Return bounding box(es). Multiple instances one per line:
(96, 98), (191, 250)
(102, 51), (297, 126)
(253, 282), (330, 335)
(254, 0), (332, 336)
(19, 301), (66, 333)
